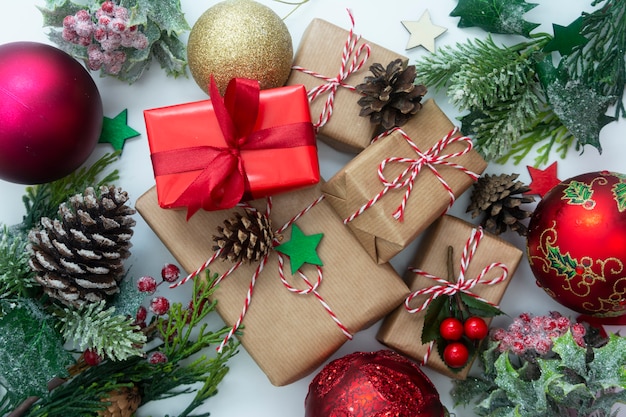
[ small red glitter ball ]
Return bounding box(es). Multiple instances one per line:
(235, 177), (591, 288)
(305, 350), (447, 417)
(527, 171), (626, 317)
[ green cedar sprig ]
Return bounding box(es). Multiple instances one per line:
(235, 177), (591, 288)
(452, 330), (626, 416)
(56, 300), (146, 361)
(13, 270), (237, 417)
(20, 152), (120, 232)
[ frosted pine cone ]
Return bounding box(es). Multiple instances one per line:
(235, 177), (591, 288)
(29, 185), (136, 307)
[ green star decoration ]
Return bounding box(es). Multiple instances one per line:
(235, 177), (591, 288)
(275, 224), (323, 274)
(98, 109), (141, 151)
(543, 16), (588, 56)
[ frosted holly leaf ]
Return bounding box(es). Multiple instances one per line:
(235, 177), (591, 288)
(0, 300), (73, 407)
(546, 79), (615, 153)
(132, 0), (191, 35)
(450, 0), (540, 37)
(37, 0), (84, 27)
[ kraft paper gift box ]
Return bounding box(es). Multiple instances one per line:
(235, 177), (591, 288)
(287, 17), (408, 153)
(135, 182), (410, 386)
(144, 78), (319, 218)
(376, 215), (523, 379)
(321, 99), (488, 264)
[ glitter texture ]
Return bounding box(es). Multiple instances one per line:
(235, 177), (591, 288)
(187, 0), (293, 95)
(305, 350), (447, 417)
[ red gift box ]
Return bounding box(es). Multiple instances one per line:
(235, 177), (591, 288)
(144, 78), (320, 217)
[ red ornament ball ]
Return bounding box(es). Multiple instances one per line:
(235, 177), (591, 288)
(0, 41), (103, 184)
(305, 350), (447, 417)
(527, 171), (626, 318)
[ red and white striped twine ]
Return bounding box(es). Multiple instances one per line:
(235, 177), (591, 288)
(344, 127), (479, 224)
(169, 194), (352, 352)
(291, 9), (371, 130)
(402, 227), (509, 365)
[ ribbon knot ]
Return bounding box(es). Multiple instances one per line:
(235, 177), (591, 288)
(404, 227), (509, 315)
(292, 9), (371, 130)
(150, 77), (315, 219)
(169, 195), (352, 353)
(344, 127), (479, 224)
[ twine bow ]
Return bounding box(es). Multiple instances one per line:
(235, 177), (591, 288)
(170, 195), (352, 352)
(292, 9), (371, 130)
(404, 227), (509, 365)
(344, 127), (479, 224)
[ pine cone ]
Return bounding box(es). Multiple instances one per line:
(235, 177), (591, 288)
(356, 59), (427, 130)
(466, 173), (536, 236)
(213, 209), (275, 263)
(98, 386), (141, 417)
(28, 185), (136, 307)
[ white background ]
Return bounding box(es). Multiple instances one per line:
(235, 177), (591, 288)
(1, 1), (624, 416)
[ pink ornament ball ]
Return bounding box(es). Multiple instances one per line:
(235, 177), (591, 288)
(0, 41), (103, 184)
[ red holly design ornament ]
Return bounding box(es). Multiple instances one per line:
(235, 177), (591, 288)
(305, 350), (448, 417)
(527, 171), (626, 317)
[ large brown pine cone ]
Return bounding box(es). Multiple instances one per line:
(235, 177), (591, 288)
(213, 209), (275, 263)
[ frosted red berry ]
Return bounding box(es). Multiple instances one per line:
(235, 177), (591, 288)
(135, 305), (147, 322)
(148, 351), (168, 364)
(150, 296), (170, 316)
(439, 317), (464, 341)
(443, 342), (469, 368)
(83, 348), (102, 366)
(161, 263), (181, 283)
(137, 275), (158, 294)
(464, 317), (489, 340)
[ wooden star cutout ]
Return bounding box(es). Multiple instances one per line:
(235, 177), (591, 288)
(275, 224), (323, 274)
(525, 161), (561, 197)
(98, 109), (141, 152)
(543, 16), (588, 56)
(401, 10), (447, 52)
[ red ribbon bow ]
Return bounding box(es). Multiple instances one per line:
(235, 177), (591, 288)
(151, 77), (315, 218)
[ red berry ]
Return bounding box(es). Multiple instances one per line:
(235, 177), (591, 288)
(137, 275), (158, 294)
(148, 351), (168, 364)
(464, 316), (489, 340)
(439, 317), (464, 341)
(443, 342), (469, 368)
(161, 263), (180, 283)
(135, 305), (147, 322)
(150, 296), (170, 315)
(83, 348), (102, 366)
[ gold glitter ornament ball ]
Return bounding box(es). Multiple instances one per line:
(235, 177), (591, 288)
(187, 0), (293, 95)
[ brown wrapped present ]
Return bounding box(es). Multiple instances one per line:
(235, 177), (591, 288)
(376, 215), (523, 379)
(135, 182), (409, 386)
(321, 99), (488, 264)
(287, 16), (408, 153)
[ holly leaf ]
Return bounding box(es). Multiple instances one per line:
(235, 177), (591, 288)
(612, 181), (626, 212)
(545, 243), (578, 279)
(421, 295), (451, 344)
(562, 180), (595, 207)
(587, 333), (626, 390)
(459, 293), (505, 318)
(38, 0), (84, 28)
(131, 0), (191, 35)
(450, 0), (540, 37)
(0, 300), (73, 407)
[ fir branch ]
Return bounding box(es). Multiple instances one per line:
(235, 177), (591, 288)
(0, 225), (39, 299)
(565, 0), (626, 118)
(20, 152), (120, 232)
(56, 300), (146, 361)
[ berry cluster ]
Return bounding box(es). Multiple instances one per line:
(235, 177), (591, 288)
(492, 311), (586, 356)
(439, 316), (489, 368)
(61, 1), (148, 74)
(135, 263), (181, 319)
